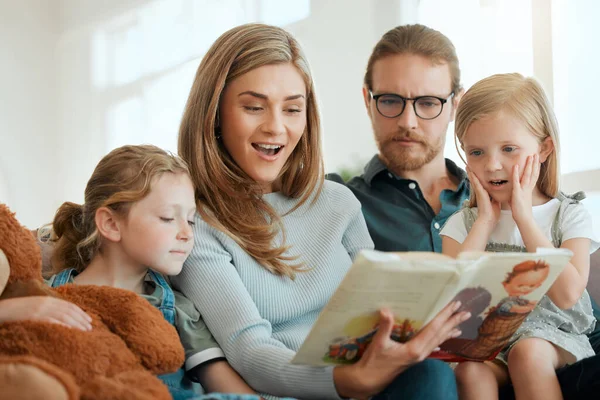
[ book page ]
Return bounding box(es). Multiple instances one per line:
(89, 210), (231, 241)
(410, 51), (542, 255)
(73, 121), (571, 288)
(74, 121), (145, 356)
(423, 262), (477, 324)
(436, 250), (572, 361)
(292, 251), (458, 365)
(293, 249), (573, 365)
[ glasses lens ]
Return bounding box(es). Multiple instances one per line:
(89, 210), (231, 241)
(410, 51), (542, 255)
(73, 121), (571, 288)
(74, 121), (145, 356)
(376, 94), (405, 118)
(415, 97), (443, 119)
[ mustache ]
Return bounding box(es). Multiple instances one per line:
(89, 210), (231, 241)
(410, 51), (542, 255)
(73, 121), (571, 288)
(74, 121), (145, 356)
(382, 130), (426, 144)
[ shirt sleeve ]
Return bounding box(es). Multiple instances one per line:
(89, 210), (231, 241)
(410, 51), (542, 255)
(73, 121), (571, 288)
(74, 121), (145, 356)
(439, 209), (469, 244)
(172, 290), (225, 370)
(561, 202), (600, 253)
(171, 222), (342, 400)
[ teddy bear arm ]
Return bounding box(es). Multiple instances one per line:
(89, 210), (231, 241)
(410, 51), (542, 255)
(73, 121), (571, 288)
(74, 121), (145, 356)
(81, 370), (173, 400)
(0, 355), (80, 400)
(58, 285), (185, 373)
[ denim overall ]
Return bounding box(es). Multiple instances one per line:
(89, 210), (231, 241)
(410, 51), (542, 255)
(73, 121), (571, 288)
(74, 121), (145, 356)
(51, 268), (260, 400)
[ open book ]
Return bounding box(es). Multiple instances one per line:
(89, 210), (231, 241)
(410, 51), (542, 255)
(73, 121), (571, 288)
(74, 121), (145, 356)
(292, 249), (572, 365)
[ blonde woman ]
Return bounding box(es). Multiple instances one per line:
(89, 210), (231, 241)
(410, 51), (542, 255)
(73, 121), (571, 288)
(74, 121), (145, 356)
(441, 73), (598, 400)
(174, 23), (470, 400)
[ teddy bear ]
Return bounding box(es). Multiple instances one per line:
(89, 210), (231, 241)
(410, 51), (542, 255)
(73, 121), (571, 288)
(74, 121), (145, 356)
(0, 203), (185, 400)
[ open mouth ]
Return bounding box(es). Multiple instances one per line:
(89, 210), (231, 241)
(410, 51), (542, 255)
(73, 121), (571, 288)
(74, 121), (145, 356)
(489, 180), (508, 186)
(252, 143), (284, 156)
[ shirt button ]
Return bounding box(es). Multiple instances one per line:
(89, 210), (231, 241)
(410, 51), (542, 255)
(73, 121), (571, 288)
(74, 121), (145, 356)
(434, 222), (441, 229)
(388, 172), (394, 179)
(408, 182), (416, 189)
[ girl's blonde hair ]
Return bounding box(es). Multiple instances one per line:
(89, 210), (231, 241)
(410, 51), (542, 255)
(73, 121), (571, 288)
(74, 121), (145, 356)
(455, 73), (560, 207)
(178, 23), (323, 279)
(49, 145), (189, 273)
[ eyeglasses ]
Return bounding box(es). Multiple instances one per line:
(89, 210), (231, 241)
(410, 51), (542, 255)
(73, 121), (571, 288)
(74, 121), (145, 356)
(369, 91), (455, 120)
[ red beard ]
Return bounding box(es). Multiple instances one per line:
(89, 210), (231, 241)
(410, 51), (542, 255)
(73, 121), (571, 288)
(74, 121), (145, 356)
(376, 130), (443, 172)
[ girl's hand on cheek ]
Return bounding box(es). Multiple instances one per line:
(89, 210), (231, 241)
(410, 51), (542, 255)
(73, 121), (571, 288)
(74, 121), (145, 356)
(510, 154), (539, 224)
(467, 167), (500, 228)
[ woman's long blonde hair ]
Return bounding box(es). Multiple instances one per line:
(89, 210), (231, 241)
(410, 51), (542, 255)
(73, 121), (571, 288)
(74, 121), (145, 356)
(49, 145), (189, 273)
(178, 23), (323, 279)
(455, 73), (560, 207)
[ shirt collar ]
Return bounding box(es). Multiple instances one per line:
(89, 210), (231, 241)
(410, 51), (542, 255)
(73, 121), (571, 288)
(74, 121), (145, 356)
(363, 154), (467, 186)
(445, 158), (467, 184)
(362, 155), (390, 185)
(63, 268), (157, 291)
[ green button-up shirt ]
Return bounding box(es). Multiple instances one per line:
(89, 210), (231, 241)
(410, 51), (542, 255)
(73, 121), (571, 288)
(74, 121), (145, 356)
(328, 155), (470, 253)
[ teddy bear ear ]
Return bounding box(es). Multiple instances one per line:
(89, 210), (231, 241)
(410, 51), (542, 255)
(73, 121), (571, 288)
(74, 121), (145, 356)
(0, 204), (43, 284)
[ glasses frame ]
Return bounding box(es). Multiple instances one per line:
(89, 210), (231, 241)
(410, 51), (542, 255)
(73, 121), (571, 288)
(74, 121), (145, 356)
(369, 91), (455, 120)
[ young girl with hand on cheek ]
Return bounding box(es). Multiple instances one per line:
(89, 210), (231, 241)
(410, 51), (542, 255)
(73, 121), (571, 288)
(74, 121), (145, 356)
(45, 145), (258, 400)
(441, 73), (598, 400)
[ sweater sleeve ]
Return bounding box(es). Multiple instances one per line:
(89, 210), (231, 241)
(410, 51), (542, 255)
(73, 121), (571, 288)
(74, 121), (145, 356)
(171, 222), (342, 400)
(327, 182), (374, 260)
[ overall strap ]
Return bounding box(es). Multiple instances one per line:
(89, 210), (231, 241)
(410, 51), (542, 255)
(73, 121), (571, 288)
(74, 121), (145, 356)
(550, 191), (585, 248)
(485, 243), (527, 253)
(148, 269), (176, 325)
(51, 268), (77, 288)
(461, 206), (478, 233)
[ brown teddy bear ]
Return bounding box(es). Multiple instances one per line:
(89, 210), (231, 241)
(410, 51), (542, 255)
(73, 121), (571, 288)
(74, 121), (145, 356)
(0, 203), (185, 399)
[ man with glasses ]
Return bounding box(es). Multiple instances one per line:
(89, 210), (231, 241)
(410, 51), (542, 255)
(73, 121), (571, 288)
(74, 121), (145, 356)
(329, 24), (468, 252)
(329, 23), (600, 400)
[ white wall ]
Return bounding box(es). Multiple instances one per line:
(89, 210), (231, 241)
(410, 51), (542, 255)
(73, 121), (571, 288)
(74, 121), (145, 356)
(50, 0), (402, 225)
(551, 0), (600, 226)
(7, 0), (597, 229)
(288, 1), (391, 174)
(552, 0), (600, 175)
(55, 0), (158, 212)
(0, 0), (59, 228)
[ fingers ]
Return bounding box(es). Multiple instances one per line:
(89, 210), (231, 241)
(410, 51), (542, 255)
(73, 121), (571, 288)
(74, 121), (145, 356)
(468, 169), (489, 204)
(513, 163), (521, 192)
(439, 299), (464, 320)
(412, 302), (470, 353)
(531, 154), (540, 186)
(0, 297), (91, 330)
(445, 307), (472, 329)
(57, 300), (93, 331)
(371, 308), (394, 349)
(438, 300), (472, 327)
(431, 302), (471, 340)
(467, 169), (479, 189)
(55, 310), (93, 331)
(45, 317), (73, 329)
(521, 155), (533, 187)
(64, 301), (93, 323)
(518, 154), (540, 190)
(35, 297), (92, 331)
(446, 328), (463, 341)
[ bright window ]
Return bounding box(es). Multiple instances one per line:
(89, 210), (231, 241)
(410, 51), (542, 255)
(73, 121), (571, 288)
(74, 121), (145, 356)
(91, 0), (310, 154)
